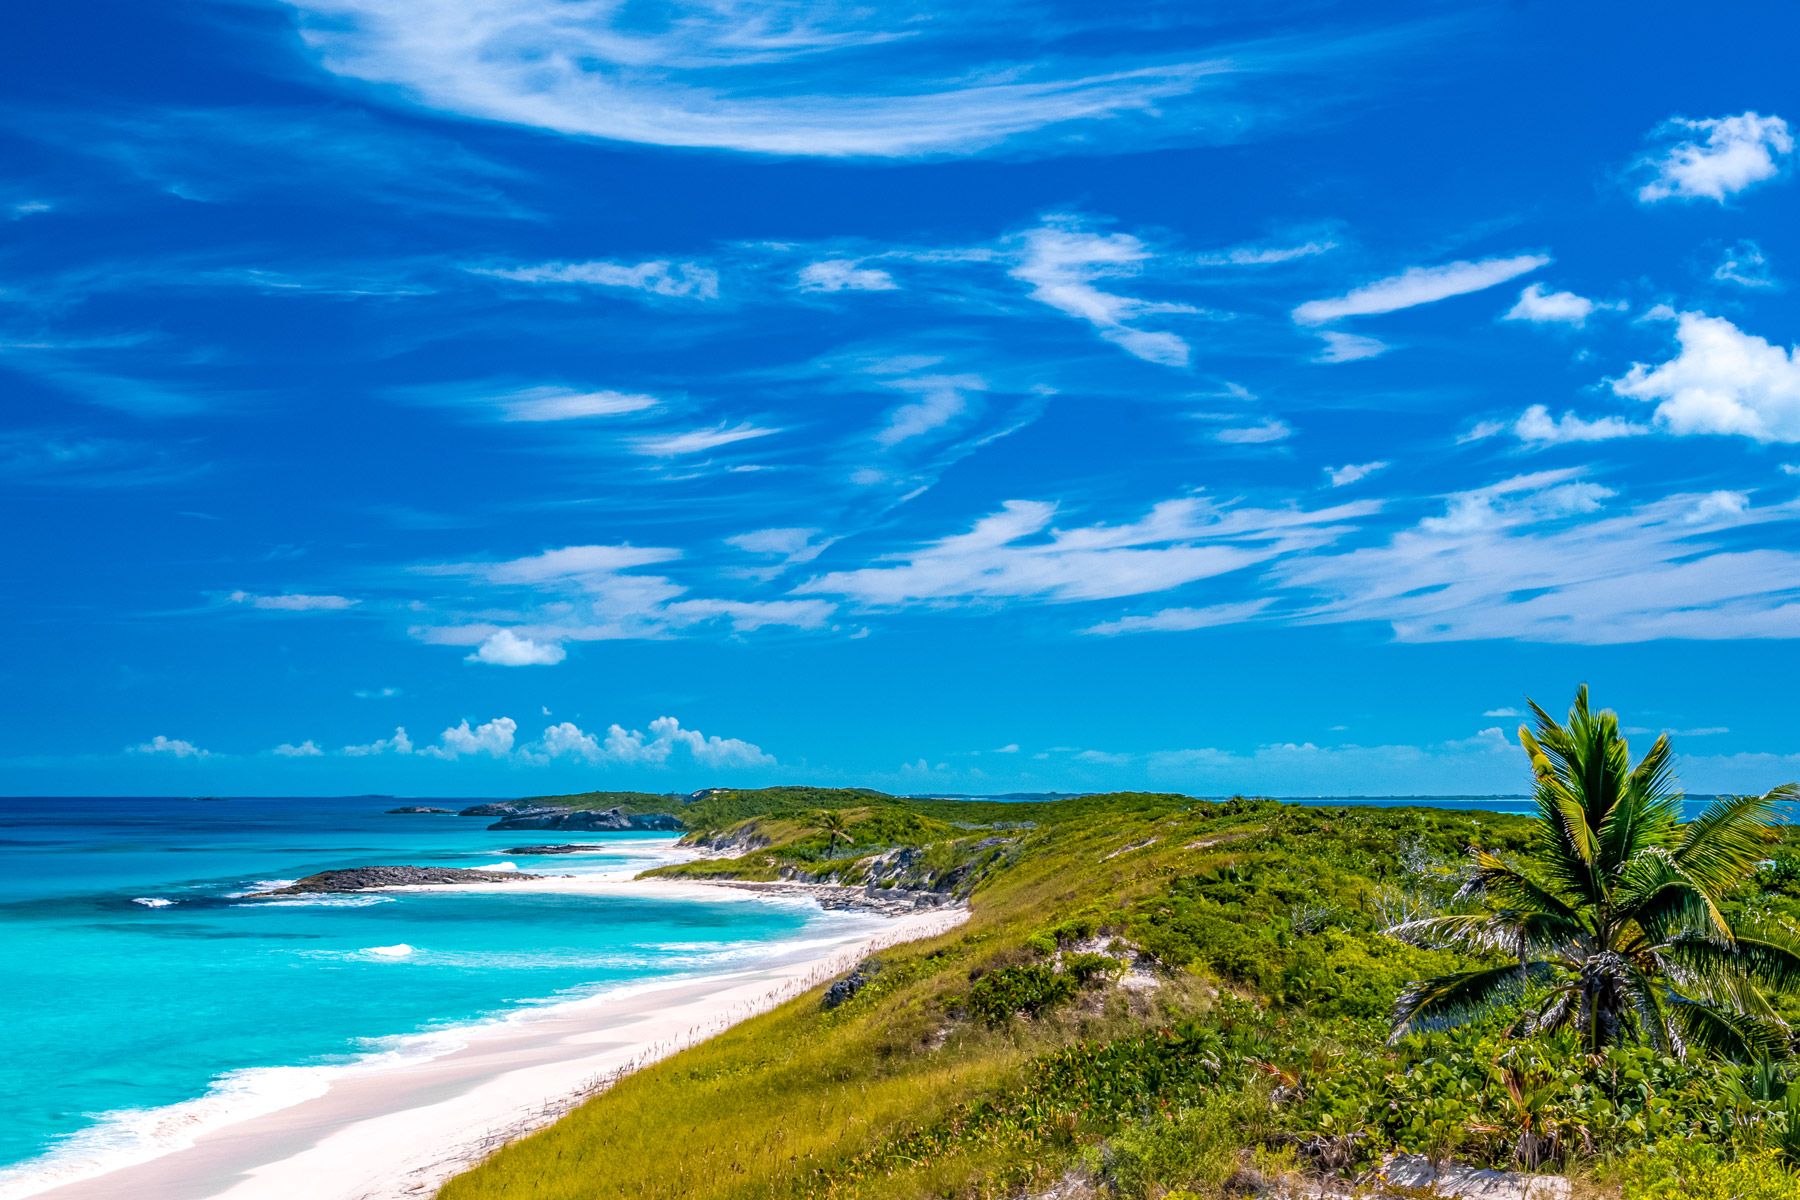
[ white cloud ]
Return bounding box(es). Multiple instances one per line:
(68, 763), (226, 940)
(1612, 310), (1800, 442)
(1483, 707), (1521, 718)
(632, 422), (779, 456)
(728, 527), (826, 563)
(1457, 419), (1509, 444)
(274, 740), (324, 757)
(1687, 490), (1750, 523)
(1082, 599), (1272, 636)
(9, 200), (52, 219)
(797, 259), (897, 292)
(1293, 254), (1549, 325)
(354, 686), (402, 699)
(994, 743), (1020, 754)
(1637, 111), (1793, 203)
(1213, 419), (1291, 445)
(455, 544), (681, 586)
(1194, 238), (1337, 266)
(1714, 240), (1776, 289)
(1314, 330), (1388, 362)
(1277, 471), (1800, 642)
(496, 386), (660, 421)
(663, 598), (834, 631)
(1143, 729), (1517, 795)
(1326, 461), (1388, 487)
(1504, 283), (1595, 327)
(1512, 404), (1647, 444)
(230, 590), (358, 611)
(421, 716), (518, 759)
(528, 715), (772, 768)
(797, 494), (1374, 607)
(130, 734), (211, 759)
(1011, 216), (1196, 367)
(876, 373), (982, 446)
(466, 629), (567, 666)
(276, 0), (1287, 158)
(471, 259), (719, 299)
(341, 726), (414, 756)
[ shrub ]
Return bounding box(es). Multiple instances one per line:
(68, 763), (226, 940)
(966, 964), (1077, 1024)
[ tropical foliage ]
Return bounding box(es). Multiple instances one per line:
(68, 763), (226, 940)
(1392, 686), (1800, 1058)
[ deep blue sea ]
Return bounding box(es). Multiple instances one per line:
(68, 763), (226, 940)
(0, 796), (856, 1197)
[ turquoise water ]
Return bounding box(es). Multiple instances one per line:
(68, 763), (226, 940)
(0, 796), (847, 1196)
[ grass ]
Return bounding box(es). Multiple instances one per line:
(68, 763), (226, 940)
(438, 788), (1800, 1200)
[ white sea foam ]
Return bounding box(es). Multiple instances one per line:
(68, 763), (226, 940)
(252, 894), (395, 908)
(363, 943), (415, 959)
(476, 861), (519, 872)
(130, 897), (175, 908)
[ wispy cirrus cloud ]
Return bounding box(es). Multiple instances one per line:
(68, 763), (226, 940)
(1010, 215), (1200, 367)
(469, 259), (720, 300)
(230, 590), (360, 611)
(1293, 254), (1549, 324)
(271, 1), (1428, 158)
(796, 494), (1374, 607)
(632, 422), (780, 456)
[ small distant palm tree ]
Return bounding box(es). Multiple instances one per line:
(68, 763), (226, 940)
(1391, 685), (1800, 1058)
(815, 809), (853, 851)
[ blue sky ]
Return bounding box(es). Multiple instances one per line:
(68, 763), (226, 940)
(6, 1), (1800, 798)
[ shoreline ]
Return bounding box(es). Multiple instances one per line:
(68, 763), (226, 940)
(21, 881), (968, 1200)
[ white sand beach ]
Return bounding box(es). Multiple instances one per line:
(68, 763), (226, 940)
(31, 884), (966, 1200)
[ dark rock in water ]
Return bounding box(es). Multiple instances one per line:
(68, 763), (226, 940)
(386, 806), (454, 815)
(257, 866), (542, 895)
(504, 844), (600, 855)
(488, 806), (682, 832)
(822, 958), (884, 1010)
(458, 802), (557, 818)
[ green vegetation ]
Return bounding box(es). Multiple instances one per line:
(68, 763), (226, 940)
(441, 697), (1800, 1200)
(1394, 688), (1800, 1056)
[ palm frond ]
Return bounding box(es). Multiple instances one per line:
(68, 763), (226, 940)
(1669, 996), (1788, 1061)
(1598, 732), (1682, 873)
(1467, 852), (1587, 925)
(1391, 961), (1560, 1042)
(1676, 789), (1786, 895)
(1663, 931), (1800, 997)
(1615, 846), (1730, 944)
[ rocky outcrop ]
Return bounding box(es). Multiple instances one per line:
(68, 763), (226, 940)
(386, 806), (454, 814)
(822, 958), (883, 1010)
(257, 866), (542, 895)
(503, 844), (599, 855)
(458, 802), (556, 818)
(487, 806), (682, 832)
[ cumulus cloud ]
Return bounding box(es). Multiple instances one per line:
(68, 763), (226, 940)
(797, 259), (897, 292)
(1512, 404), (1647, 444)
(797, 494), (1375, 607)
(466, 629), (567, 666)
(1293, 255), (1549, 325)
(1314, 330), (1388, 362)
(1325, 461), (1388, 487)
(632, 422), (780, 456)
(527, 715), (773, 768)
(1011, 216), (1197, 367)
(273, 740), (324, 757)
(130, 734), (211, 758)
(230, 590), (358, 611)
(1504, 283), (1596, 326)
(342, 726), (413, 756)
(421, 716), (518, 759)
(1612, 310), (1800, 442)
(1637, 111), (1793, 203)
(470, 259), (719, 299)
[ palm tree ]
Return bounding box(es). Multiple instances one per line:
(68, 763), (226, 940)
(1390, 685), (1800, 1058)
(815, 808), (854, 853)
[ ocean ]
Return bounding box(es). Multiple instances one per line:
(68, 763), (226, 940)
(0, 790), (1768, 1196)
(0, 795), (856, 1197)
